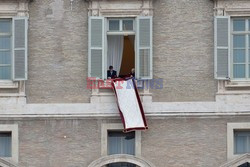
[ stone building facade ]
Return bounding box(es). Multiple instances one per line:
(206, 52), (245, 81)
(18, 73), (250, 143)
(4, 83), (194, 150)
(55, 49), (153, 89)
(0, 0), (250, 167)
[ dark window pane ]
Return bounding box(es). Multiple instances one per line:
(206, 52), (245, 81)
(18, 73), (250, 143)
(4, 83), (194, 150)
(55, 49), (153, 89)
(233, 19), (245, 31)
(109, 20), (120, 31)
(0, 132), (11, 157)
(108, 162), (136, 167)
(0, 66), (11, 80)
(123, 20), (133, 31)
(0, 37), (11, 49)
(233, 64), (245, 78)
(108, 131), (135, 155)
(0, 51), (11, 64)
(234, 35), (245, 48)
(234, 131), (250, 154)
(238, 162), (250, 167)
(0, 20), (11, 33)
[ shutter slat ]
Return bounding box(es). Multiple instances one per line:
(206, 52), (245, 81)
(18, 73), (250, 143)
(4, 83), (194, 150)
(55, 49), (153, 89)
(136, 16), (153, 79)
(12, 17), (28, 81)
(14, 19), (25, 48)
(139, 19), (150, 47)
(91, 19), (103, 47)
(14, 50), (25, 79)
(215, 16), (230, 80)
(139, 49), (150, 77)
(88, 17), (104, 79)
(91, 49), (102, 77)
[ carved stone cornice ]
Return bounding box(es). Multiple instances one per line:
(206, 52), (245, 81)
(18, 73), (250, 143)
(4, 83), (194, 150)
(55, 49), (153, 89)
(0, 0), (29, 17)
(88, 0), (153, 16)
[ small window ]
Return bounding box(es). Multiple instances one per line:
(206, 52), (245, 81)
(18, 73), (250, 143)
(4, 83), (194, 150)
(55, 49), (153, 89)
(108, 131), (135, 167)
(234, 130), (250, 154)
(0, 132), (11, 157)
(108, 131), (135, 155)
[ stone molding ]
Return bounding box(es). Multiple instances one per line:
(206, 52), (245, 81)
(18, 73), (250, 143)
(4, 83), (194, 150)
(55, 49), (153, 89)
(0, 158), (18, 167)
(220, 153), (250, 167)
(0, 1), (29, 17)
(101, 123), (141, 156)
(1, 97), (250, 118)
(0, 125), (19, 164)
(88, 154), (156, 167)
(227, 123), (250, 160)
(88, 0), (153, 17)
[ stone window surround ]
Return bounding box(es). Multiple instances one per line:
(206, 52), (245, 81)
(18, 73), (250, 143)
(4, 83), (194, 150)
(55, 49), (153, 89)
(227, 123), (250, 160)
(88, 154), (156, 167)
(220, 153), (250, 167)
(88, 0), (153, 17)
(0, 1), (28, 100)
(88, 0), (153, 103)
(101, 123), (141, 156)
(0, 16), (18, 90)
(215, 6), (250, 92)
(0, 124), (18, 164)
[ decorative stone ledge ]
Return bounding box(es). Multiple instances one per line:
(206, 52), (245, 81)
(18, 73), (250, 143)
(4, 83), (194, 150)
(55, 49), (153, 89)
(0, 158), (17, 167)
(88, 154), (156, 167)
(220, 153), (250, 167)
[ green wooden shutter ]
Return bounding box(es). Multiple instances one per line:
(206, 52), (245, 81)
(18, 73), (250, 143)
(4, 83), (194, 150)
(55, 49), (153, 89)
(88, 17), (105, 79)
(214, 16), (230, 80)
(136, 16), (153, 79)
(12, 17), (28, 80)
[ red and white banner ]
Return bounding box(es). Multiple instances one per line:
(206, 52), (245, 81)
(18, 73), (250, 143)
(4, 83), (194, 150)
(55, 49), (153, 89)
(112, 78), (148, 132)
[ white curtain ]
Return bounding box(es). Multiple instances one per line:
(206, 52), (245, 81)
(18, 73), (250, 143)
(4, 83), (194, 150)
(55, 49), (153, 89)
(108, 132), (135, 167)
(107, 35), (124, 76)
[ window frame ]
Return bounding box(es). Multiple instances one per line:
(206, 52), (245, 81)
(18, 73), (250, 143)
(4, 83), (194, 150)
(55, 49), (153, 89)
(88, 16), (153, 81)
(227, 123), (250, 160)
(234, 130), (250, 154)
(0, 16), (28, 88)
(107, 131), (136, 155)
(107, 18), (135, 33)
(0, 124), (18, 164)
(230, 17), (250, 81)
(0, 18), (12, 81)
(101, 123), (141, 156)
(105, 17), (136, 80)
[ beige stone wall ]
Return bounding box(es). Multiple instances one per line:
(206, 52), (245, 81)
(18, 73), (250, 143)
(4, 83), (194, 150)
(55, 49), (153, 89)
(17, 119), (102, 167)
(25, 0), (218, 103)
(0, 116), (248, 167)
(152, 0), (217, 102)
(26, 0), (91, 103)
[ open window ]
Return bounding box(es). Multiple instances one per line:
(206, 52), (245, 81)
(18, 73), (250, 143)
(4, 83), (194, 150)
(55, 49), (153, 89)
(88, 16), (152, 80)
(107, 18), (135, 78)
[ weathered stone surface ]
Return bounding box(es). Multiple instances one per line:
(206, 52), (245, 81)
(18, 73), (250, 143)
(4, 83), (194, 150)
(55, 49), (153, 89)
(0, 117), (248, 167)
(152, 0), (217, 102)
(26, 0), (91, 103)
(25, 0), (217, 103)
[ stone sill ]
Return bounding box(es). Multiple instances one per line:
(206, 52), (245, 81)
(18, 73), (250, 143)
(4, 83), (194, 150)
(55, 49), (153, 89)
(225, 81), (250, 88)
(0, 81), (18, 89)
